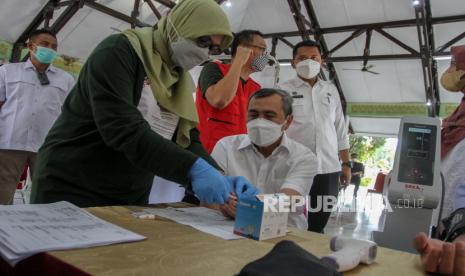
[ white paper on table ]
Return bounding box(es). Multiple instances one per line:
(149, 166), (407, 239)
(143, 207), (243, 240)
(0, 201), (146, 266)
(148, 176), (185, 204)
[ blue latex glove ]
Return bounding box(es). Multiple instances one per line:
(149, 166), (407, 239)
(226, 176), (260, 199)
(189, 158), (230, 204)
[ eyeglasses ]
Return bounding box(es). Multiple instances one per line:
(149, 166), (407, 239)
(245, 43), (267, 54)
(196, 36), (223, 55)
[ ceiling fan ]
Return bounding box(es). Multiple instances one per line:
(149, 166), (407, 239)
(343, 64), (380, 75)
(110, 27), (122, 33)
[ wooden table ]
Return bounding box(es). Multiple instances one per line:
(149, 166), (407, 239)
(41, 205), (424, 275)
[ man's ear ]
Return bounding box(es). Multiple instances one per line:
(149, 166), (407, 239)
(283, 115), (294, 131)
(27, 41), (34, 52)
(291, 59), (296, 69)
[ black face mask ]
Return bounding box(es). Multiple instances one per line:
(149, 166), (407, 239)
(36, 71), (49, 85)
(238, 240), (341, 276)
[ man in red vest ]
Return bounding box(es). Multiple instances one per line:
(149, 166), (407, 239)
(196, 30), (267, 153)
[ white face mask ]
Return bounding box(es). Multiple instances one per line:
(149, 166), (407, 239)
(167, 18), (209, 70)
(295, 59), (321, 79)
(247, 118), (284, 147)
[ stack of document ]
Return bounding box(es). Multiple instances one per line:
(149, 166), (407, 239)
(0, 201), (146, 266)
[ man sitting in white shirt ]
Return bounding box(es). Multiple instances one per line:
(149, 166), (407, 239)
(0, 29), (74, 204)
(210, 88), (318, 230)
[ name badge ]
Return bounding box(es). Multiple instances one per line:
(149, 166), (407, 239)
(291, 91), (303, 98)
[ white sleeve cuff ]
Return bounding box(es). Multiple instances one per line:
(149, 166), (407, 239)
(338, 138), (350, 151)
(281, 183), (306, 197)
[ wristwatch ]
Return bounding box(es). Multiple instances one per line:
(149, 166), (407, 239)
(441, 208), (465, 242)
(341, 162), (352, 168)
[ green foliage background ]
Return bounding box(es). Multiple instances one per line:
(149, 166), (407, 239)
(350, 135), (392, 186)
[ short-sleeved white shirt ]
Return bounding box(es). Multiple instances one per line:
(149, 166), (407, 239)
(211, 134), (318, 229)
(279, 77), (349, 174)
(0, 60), (74, 152)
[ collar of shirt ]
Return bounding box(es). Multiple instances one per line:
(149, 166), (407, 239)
(292, 76), (311, 88)
(237, 133), (291, 156)
(24, 59), (57, 74)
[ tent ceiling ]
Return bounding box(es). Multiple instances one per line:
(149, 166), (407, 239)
(0, 0), (464, 137)
(0, 1), (47, 43)
(350, 117), (401, 137)
(312, 0), (416, 27)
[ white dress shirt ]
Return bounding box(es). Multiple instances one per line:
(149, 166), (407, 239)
(0, 59), (74, 152)
(438, 138), (465, 219)
(279, 77), (349, 174)
(211, 133), (318, 230)
(137, 82), (180, 140)
(137, 83), (185, 204)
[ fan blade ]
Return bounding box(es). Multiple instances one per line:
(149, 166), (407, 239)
(366, 70), (380, 75)
(110, 27), (122, 32)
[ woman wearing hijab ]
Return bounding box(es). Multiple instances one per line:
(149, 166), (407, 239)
(413, 45), (465, 275)
(30, 0), (258, 207)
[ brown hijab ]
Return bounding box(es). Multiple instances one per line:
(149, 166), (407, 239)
(441, 45), (465, 159)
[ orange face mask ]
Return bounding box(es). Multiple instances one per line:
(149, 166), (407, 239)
(440, 69), (465, 92)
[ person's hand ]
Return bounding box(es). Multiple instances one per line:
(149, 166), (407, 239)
(189, 158), (230, 205)
(413, 232), (465, 275)
(341, 166), (351, 186)
(226, 176), (259, 199)
(219, 193), (237, 218)
(232, 46), (252, 68)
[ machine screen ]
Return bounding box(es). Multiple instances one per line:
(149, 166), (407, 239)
(398, 123), (436, 186)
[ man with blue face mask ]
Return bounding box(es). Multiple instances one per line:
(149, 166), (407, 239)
(210, 88), (318, 230)
(0, 29), (74, 204)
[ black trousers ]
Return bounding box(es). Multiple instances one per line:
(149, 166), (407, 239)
(307, 172), (340, 233)
(353, 181), (361, 196)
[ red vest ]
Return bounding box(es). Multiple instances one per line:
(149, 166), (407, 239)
(196, 61), (261, 153)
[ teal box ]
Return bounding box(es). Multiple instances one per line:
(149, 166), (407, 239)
(234, 194), (288, 241)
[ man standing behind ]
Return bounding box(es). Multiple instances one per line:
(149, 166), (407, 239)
(211, 88), (318, 230)
(0, 29), (74, 204)
(350, 153), (365, 198)
(279, 40), (350, 233)
(196, 30), (267, 153)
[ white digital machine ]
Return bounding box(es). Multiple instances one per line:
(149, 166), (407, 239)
(321, 236), (377, 272)
(373, 116), (442, 253)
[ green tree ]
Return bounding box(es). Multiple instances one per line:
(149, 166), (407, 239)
(349, 135), (386, 162)
(350, 135), (389, 186)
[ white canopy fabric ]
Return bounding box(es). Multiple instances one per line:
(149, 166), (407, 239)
(1, 0), (464, 136)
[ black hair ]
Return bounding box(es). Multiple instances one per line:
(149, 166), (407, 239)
(292, 40), (322, 58)
(28, 29), (57, 41)
(248, 88), (293, 117)
(351, 153), (358, 158)
(231, 30), (264, 57)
